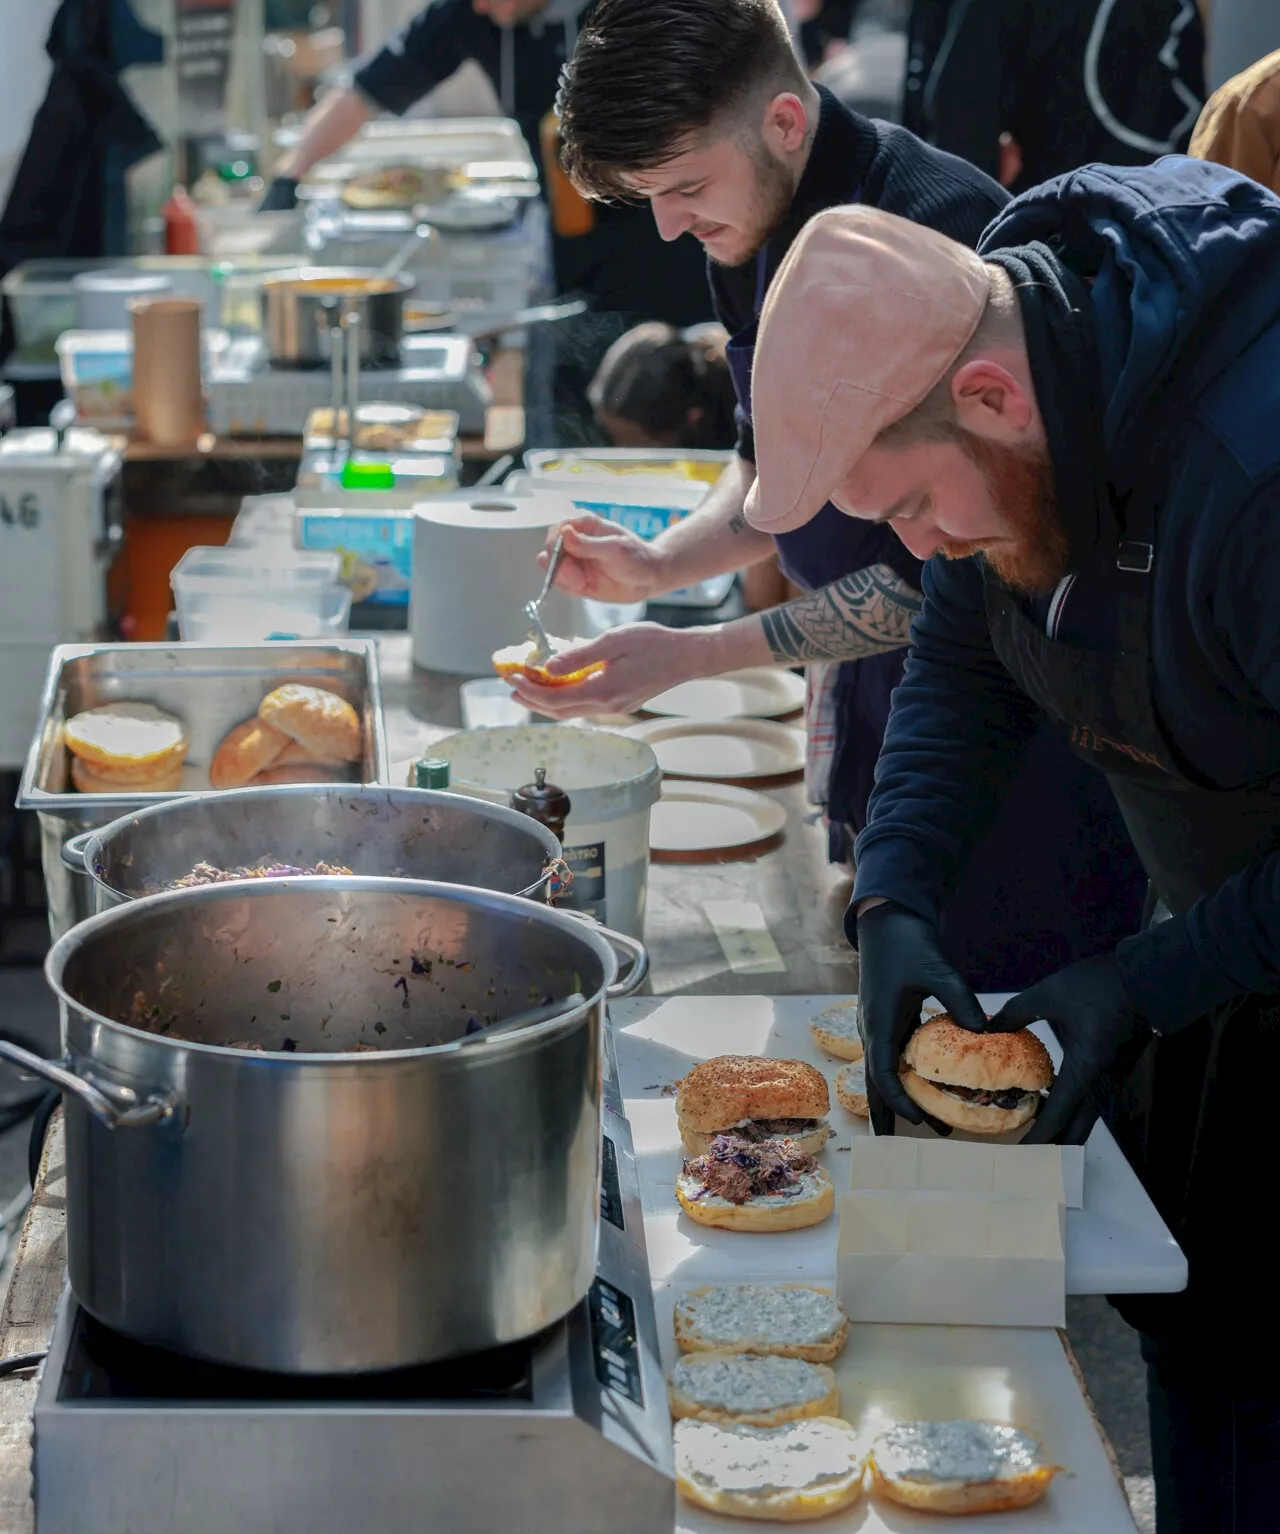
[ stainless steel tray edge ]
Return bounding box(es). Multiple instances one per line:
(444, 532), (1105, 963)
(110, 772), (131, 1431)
(16, 638), (389, 819)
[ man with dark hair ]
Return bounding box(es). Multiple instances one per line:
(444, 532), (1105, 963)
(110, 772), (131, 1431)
(743, 161), (1280, 1527)
(514, 0), (1146, 992)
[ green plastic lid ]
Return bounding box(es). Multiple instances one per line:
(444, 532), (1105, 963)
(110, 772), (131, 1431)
(340, 460), (395, 491)
(414, 757), (451, 790)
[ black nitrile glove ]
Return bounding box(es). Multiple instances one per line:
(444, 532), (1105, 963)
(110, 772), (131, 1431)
(258, 176), (299, 213)
(987, 954), (1152, 1145)
(855, 900), (988, 1137)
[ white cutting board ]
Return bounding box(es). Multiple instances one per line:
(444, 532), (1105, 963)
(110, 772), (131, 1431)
(612, 997), (1139, 1532)
(613, 996), (1184, 1297)
(664, 1318), (1136, 1533)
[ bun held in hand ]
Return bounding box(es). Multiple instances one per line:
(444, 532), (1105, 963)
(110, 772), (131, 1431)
(900, 1015), (1053, 1134)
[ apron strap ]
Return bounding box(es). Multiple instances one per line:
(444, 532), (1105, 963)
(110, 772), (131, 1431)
(752, 250), (769, 316)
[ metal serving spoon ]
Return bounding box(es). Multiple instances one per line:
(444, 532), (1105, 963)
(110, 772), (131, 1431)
(524, 532), (565, 663)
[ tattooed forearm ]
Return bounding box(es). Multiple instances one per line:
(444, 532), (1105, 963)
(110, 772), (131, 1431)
(760, 563), (922, 663)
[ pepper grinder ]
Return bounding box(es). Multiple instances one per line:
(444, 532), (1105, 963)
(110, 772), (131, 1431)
(512, 766), (571, 843)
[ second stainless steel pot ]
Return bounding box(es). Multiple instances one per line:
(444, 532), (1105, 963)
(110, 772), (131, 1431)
(262, 267), (414, 368)
(61, 784), (562, 913)
(6, 877), (647, 1374)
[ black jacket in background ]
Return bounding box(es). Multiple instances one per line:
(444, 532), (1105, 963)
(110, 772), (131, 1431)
(902, 0), (1205, 192)
(354, 0), (711, 325)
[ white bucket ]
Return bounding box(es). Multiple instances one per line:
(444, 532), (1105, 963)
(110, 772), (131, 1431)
(430, 725), (661, 939)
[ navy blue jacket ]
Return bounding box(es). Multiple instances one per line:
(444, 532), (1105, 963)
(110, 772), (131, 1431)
(853, 158), (1280, 1023)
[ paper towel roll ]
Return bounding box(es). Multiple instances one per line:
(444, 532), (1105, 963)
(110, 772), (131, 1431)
(412, 488), (593, 675)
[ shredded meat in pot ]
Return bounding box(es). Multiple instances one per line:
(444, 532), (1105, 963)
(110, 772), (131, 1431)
(154, 860), (353, 891)
(684, 1134), (818, 1204)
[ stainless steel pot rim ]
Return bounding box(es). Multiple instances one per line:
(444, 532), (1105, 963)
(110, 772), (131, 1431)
(70, 782), (561, 882)
(45, 874), (624, 1063)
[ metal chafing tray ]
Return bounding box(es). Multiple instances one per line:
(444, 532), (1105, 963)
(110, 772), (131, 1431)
(16, 640), (389, 940)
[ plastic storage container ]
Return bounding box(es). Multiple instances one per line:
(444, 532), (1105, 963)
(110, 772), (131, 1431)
(57, 329), (232, 425)
(73, 271), (172, 330)
(430, 724), (661, 938)
(54, 332), (133, 424)
(170, 547), (349, 642)
(296, 506), (417, 606)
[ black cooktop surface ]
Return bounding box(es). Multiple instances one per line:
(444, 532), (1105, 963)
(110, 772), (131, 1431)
(57, 1305), (546, 1406)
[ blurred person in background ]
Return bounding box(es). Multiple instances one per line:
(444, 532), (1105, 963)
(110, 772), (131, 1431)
(258, 0), (712, 441)
(589, 323), (737, 449)
(810, 0), (909, 121)
(903, 0), (1205, 190)
(1203, 0), (1280, 91)
(514, 0), (1148, 993)
(1189, 47), (1280, 189)
(794, 0), (858, 67)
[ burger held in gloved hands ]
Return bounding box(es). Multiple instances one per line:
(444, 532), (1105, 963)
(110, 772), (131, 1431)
(900, 1016), (1054, 1135)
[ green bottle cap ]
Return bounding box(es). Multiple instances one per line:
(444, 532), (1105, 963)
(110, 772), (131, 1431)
(340, 460), (395, 491)
(415, 757), (451, 790)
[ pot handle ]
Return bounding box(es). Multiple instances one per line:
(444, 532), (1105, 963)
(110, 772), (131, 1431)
(557, 910), (649, 998)
(61, 831), (94, 875)
(517, 857), (572, 904)
(0, 1041), (175, 1130)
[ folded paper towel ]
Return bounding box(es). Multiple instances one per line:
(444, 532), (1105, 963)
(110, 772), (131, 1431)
(412, 489), (592, 676)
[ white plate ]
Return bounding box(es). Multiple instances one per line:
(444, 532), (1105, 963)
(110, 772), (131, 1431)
(624, 717), (804, 781)
(649, 781), (787, 860)
(640, 667), (805, 720)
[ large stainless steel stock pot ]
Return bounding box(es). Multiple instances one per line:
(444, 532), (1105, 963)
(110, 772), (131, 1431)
(60, 784), (562, 912)
(0, 877), (647, 1374)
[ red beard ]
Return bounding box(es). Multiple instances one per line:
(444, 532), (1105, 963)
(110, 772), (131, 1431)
(939, 436), (1068, 596)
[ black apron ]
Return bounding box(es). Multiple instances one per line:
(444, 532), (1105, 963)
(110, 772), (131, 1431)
(984, 487), (1280, 1361)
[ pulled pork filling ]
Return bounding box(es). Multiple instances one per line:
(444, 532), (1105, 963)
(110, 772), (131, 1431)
(685, 1134), (818, 1205)
(158, 859), (353, 891)
(717, 1117), (821, 1142)
(929, 1079), (1039, 1111)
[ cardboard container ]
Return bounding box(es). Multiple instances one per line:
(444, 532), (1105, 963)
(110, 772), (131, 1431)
(836, 1138), (1067, 1328)
(885, 1110), (1086, 1208)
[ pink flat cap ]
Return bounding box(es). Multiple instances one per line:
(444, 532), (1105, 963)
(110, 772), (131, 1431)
(744, 205), (991, 534)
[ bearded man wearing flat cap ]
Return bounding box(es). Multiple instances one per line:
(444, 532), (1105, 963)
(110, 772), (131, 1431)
(747, 161), (1280, 1530)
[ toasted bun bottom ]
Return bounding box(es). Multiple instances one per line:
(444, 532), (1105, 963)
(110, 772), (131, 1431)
(677, 1418), (865, 1522)
(835, 1064), (869, 1119)
(810, 1021), (864, 1062)
(679, 1470), (864, 1522)
(72, 758), (183, 794)
(492, 640), (604, 688)
(868, 1462), (1057, 1515)
(668, 1359), (839, 1427)
(678, 1115), (830, 1157)
(901, 1067), (1038, 1135)
(674, 1286), (849, 1364)
(63, 704), (187, 772)
(676, 1173), (834, 1233)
